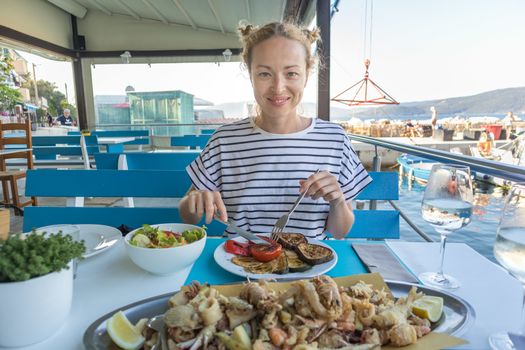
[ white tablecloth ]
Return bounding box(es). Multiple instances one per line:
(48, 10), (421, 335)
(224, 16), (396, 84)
(1, 241), (521, 350)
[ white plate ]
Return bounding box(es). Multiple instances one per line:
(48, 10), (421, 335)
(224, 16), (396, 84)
(214, 236), (338, 280)
(77, 225), (121, 258)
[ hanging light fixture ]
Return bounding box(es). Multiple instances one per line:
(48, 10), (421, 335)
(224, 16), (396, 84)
(222, 49), (232, 62)
(120, 51), (131, 64)
(332, 0), (398, 107)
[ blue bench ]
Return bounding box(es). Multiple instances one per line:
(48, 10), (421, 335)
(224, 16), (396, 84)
(31, 135), (99, 167)
(95, 151), (200, 171)
(23, 169), (399, 239)
(170, 135), (211, 149)
(23, 169), (226, 235)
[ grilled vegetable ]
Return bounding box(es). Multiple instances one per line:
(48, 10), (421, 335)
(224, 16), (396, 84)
(295, 242), (334, 265)
(225, 240), (251, 256)
(276, 233), (308, 250)
(249, 243), (282, 262)
(232, 253), (288, 274)
(284, 250), (312, 272)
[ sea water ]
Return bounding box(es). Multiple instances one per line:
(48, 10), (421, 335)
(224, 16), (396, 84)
(381, 179), (505, 263)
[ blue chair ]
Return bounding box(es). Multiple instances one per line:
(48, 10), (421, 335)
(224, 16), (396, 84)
(95, 151), (200, 171)
(32, 135), (99, 161)
(170, 135), (211, 149)
(200, 129), (216, 135)
(23, 169), (226, 235)
(348, 172), (400, 239)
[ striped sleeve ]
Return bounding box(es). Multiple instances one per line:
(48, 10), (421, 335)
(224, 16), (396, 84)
(186, 141), (219, 191)
(340, 135), (372, 200)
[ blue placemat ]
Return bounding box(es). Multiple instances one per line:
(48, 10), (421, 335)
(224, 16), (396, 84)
(185, 239), (368, 285)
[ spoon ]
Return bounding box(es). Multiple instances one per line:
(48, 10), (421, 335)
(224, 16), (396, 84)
(147, 315), (166, 350)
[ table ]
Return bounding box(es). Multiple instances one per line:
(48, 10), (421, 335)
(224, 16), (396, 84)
(97, 137), (136, 153)
(2, 240), (521, 350)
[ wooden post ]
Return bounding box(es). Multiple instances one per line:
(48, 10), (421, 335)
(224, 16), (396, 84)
(0, 208), (10, 240)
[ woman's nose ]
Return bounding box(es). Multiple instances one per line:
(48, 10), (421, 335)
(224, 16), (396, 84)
(271, 76), (285, 93)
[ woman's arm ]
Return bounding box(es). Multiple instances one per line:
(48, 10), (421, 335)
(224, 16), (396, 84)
(300, 171), (354, 239)
(326, 198), (354, 239)
(179, 185), (228, 224)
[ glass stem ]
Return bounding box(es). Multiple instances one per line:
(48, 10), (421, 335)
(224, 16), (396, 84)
(520, 284), (525, 335)
(437, 233), (448, 281)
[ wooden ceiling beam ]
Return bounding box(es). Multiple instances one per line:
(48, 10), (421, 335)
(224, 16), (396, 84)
(88, 0), (112, 16)
(207, 0), (225, 34)
(245, 0), (251, 21)
(170, 0), (197, 30)
(115, 0), (140, 20)
(142, 0), (169, 24)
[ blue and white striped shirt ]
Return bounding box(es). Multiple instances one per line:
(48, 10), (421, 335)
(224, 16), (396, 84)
(187, 117), (372, 239)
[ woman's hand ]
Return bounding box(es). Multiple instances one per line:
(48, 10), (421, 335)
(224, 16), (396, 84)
(182, 189), (228, 224)
(299, 171), (345, 205)
(300, 171), (353, 239)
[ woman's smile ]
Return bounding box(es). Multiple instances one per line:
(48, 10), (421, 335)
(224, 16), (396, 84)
(267, 95), (291, 107)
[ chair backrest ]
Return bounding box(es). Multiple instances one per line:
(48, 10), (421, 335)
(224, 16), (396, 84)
(170, 135), (211, 149)
(23, 169), (226, 235)
(200, 128), (216, 135)
(0, 119), (33, 170)
(31, 135), (99, 159)
(69, 130), (150, 146)
(95, 151), (200, 170)
(348, 171), (400, 239)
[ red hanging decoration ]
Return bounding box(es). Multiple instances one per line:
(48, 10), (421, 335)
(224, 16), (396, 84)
(331, 59), (399, 106)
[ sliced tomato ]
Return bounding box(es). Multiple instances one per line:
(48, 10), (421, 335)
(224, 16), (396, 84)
(224, 240), (251, 256)
(250, 243), (282, 262)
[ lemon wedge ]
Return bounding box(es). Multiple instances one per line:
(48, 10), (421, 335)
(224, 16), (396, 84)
(107, 311), (145, 350)
(412, 295), (444, 322)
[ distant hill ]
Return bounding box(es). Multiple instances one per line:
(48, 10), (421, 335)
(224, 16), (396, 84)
(345, 86), (525, 120)
(213, 87), (525, 120)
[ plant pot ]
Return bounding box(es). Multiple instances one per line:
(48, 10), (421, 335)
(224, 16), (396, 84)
(0, 262), (74, 347)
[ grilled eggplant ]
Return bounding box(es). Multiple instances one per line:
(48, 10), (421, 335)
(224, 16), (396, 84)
(295, 242), (334, 265)
(284, 250), (312, 272)
(276, 233), (308, 250)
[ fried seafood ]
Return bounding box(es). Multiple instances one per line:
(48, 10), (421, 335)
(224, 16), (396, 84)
(142, 277), (436, 350)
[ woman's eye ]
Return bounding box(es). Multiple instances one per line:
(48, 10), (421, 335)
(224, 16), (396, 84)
(287, 72), (299, 78)
(258, 72), (271, 78)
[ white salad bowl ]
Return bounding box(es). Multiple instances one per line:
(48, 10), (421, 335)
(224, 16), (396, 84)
(124, 223), (206, 275)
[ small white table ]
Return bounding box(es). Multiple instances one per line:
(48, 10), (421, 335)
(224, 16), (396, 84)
(97, 137), (136, 153)
(1, 242), (521, 350)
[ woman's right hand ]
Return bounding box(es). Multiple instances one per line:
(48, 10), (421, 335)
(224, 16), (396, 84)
(185, 189), (228, 224)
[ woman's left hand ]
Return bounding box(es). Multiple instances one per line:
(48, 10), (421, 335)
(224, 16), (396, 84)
(299, 170), (345, 205)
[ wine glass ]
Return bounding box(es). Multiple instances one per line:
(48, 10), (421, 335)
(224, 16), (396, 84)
(489, 183), (525, 350)
(419, 164), (474, 289)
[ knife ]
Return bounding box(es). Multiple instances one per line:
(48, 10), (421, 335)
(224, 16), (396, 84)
(214, 217), (270, 245)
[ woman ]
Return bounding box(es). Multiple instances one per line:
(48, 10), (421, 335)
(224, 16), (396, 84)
(180, 22), (371, 239)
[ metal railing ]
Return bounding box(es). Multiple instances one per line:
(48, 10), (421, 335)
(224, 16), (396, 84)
(348, 134), (525, 183)
(349, 134), (525, 243)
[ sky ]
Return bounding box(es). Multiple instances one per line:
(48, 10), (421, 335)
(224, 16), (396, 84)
(18, 0), (525, 107)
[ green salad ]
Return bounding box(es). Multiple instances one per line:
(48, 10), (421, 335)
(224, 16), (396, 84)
(129, 224), (205, 248)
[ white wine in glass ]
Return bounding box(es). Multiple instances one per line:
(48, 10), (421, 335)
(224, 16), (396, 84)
(419, 164), (474, 290)
(489, 183), (525, 350)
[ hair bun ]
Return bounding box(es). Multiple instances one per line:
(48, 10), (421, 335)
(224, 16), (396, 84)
(303, 27), (321, 44)
(238, 22), (256, 37)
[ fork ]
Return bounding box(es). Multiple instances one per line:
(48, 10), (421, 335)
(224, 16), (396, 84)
(271, 169), (321, 241)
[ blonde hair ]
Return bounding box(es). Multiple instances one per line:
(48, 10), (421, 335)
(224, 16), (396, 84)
(238, 21), (321, 73)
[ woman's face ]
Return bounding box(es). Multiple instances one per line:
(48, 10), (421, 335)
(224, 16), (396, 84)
(249, 36), (308, 121)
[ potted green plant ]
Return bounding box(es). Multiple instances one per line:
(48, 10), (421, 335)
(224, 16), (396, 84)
(0, 232), (85, 347)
